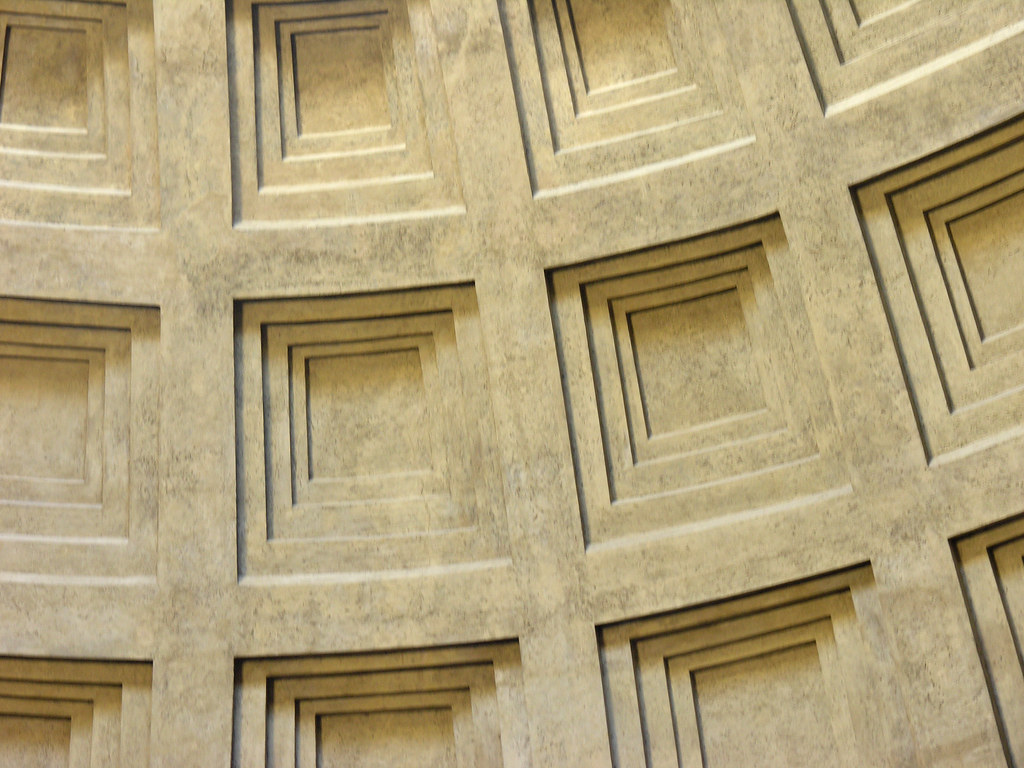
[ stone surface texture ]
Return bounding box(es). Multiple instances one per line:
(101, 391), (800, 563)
(0, 0), (1022, 766)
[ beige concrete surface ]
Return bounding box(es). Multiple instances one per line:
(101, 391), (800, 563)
(0, 0), (1022, 765)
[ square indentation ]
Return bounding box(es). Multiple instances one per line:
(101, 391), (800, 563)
(0, 24), (88, 130)
(304, 347), (431, 480)
(0, 0), (158, 226)
(234, 644), (525, 768)
(227, 0), (462, 225)
(291, 26), (389, 136)
(282, 332), (444, 501)
(0, 299), (159, 580)
(626, 283), (767, 440)
(0, 13), (103, 154)
(270, 7), (408, 165)
(549, 218), (846, 545)
(0, 354), (91, 482)
(497, 0), (751, 195)
(786, 0), (1024, 112)
(599, 565), (911, 766)
(855, 119), (1024, 461)
(236, 285), (507, 578)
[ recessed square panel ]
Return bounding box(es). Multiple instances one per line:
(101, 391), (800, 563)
(283, 332), (444, 502)
(227, 0), (463, 225)
(0, 299), (159, 580)
(0, 0), (158, 226)
(271, 9), (407, 164)
(855, 118), (1024, 461)
(0, 338), (109, 516)
(629, 288), (766, 436)
(304, 347), (432, 480)
(599, 565), (912, 767)
(235, 285), (508, 578)
(786, 0), (1024, 113)
(498, 0), (752, 195)
(549, 217), (846, 545)
(233, 643), (526, 768)
(0, 24), (88, 129)
(269, 323), (460, 541)
(0, 355), (90, 482)
(0, 11), (104, 156)
(292, 26), (390, 136)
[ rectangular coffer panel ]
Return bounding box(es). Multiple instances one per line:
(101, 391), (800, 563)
(234, 284), (509, 578)
(0, 0), (159, 226)
(548, 216), (848, 547)
(496, 0), (753, 195)
(226, 0), (463, 226)
(598, 565), (914, 767)
(0, 298), (159, 580)
(854, 117), (1024, 464)
(233, 642), (529, 768)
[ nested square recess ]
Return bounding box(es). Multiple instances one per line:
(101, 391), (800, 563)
(0, 0), (158, 226)
(497, 0), (751, 194)
(855, 118), (1024, 462)
(226, 0), (462, 225)
(549, 217), (846, 545)
(233, 643), (527, 768)
(599, 565), (912, 766)
(235, 285), (508, 578)
(0, 298), (159, 580)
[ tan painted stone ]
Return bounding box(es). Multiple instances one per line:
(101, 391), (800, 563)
(0, 0), (1021, 765)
